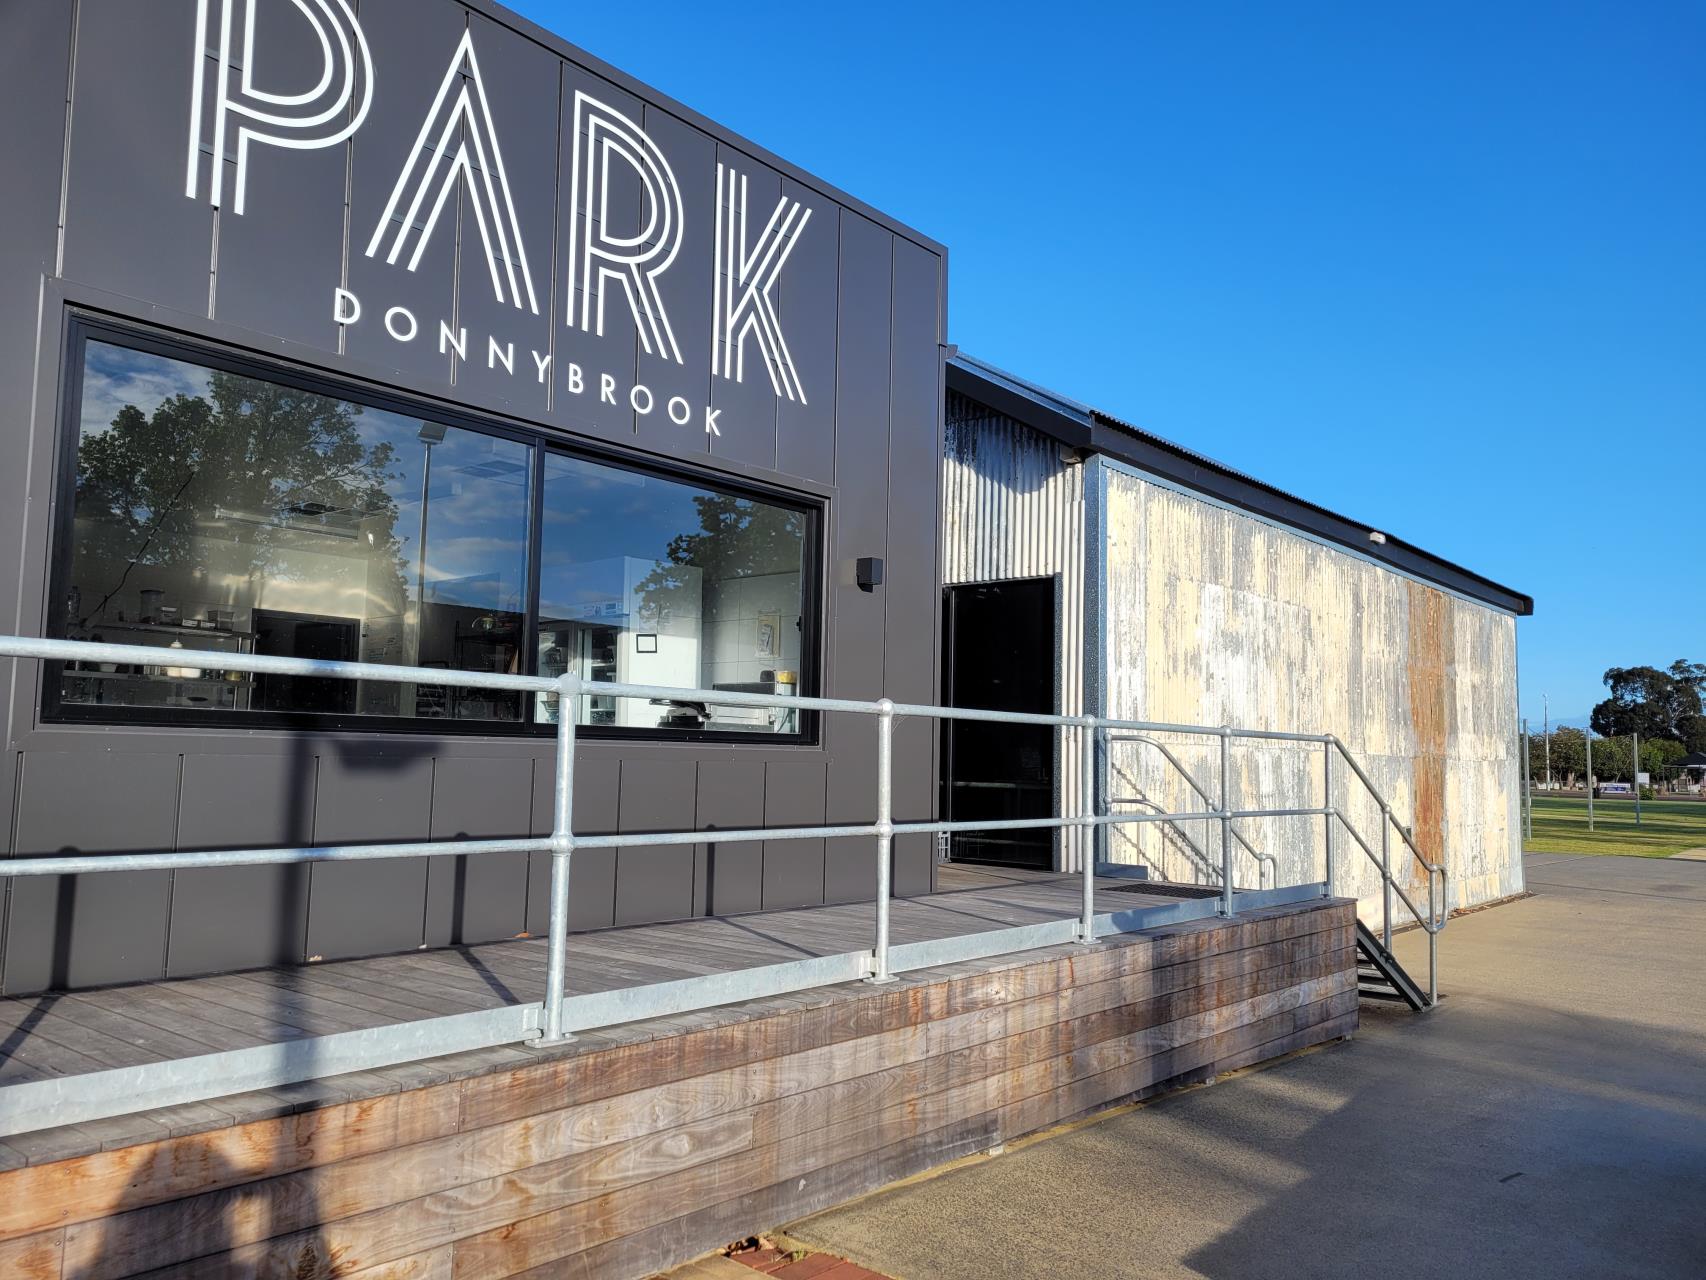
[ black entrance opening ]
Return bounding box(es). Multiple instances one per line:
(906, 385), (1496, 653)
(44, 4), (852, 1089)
(941, 577), (1056, 870)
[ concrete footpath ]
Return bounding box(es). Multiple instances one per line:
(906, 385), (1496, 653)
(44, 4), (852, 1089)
(785, 855), (1706, 1280)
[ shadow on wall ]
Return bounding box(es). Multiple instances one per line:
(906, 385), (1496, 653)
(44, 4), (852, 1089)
(60, 729), (340, 1277)
(33, 734), (459, 1276)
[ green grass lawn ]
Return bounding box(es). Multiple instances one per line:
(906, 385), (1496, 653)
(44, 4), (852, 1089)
(1524, 794), (1706, 857)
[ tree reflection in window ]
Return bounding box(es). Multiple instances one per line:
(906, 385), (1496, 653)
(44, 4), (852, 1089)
(60, 341), (530, 721)
(72, 368), (408, 630)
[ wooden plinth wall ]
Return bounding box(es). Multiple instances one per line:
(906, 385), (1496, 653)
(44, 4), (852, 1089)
(0, 901), (1355, 1280)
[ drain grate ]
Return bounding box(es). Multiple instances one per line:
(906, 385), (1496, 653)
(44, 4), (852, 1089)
(1104, 881), (1223, 900)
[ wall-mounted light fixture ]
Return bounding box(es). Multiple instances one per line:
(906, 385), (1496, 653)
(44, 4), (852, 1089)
(856, 557), (884, 592)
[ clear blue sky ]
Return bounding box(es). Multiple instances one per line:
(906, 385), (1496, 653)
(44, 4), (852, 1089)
(510, 0), (1704, 728)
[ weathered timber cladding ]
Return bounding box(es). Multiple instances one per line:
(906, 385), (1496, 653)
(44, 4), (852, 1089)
(1101, 466), (1522, 912)
(0, 901), (1355, 1280)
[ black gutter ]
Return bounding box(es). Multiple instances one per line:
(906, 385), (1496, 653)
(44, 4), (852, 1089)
(947, 354), (1533, 617)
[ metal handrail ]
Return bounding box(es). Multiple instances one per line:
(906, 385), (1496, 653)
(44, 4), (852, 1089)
(0, 633), (1441, 1133)
(1106, 795), (1226, 885)
(1325, 736), (1448, 1004)
(1106, 733), (1279, 889)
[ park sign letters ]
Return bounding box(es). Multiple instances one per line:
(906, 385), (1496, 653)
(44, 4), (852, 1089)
(184, 0), (815, 435)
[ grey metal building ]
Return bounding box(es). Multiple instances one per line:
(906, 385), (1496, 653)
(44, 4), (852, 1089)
(0, 0), (943, 994)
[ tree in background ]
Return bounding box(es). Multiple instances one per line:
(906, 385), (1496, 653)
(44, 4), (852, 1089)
(1525, 728), (1690, 785)
(1589, 661), (1705, 743)
(1530, 726), (1588, 786)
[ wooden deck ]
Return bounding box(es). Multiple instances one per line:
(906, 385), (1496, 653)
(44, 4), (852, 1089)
(0, 880), (1356, 1279)
(2, 867), (1271, 1164)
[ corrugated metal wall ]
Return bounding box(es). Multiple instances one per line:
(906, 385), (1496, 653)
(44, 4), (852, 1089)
(1099, 463), (1523, 914)
(942, 392), (1088, 869)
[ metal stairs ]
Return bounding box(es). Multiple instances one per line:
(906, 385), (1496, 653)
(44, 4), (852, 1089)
(1100, 726), (1449, 1011)
(1355, 920), (1433, 1010)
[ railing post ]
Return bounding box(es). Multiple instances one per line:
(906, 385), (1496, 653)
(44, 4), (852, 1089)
(1218, 727), (1235, 918)
(1380, 802), (1393, 952)
(1079, 716), (1098, 944)
(869, 700), (897, 983)
(1323, 740), (1335, 897)
(1429, 907), (1439, 1005)
(537, 672), (581, 1045)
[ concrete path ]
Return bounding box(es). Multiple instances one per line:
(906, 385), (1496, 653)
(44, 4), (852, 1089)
(788, 855), (1706, 1279)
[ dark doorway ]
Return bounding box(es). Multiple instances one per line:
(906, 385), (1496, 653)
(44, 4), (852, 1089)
(941, 577), (1057, 870)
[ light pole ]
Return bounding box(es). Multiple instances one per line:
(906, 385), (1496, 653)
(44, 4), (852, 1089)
(415, 423), (448, 631)
(1586, 728), (1594, 831)
(1633, 731), (1642, 826)
(1522, 718), (1534, 840)
(1543, 693), (1551, 789)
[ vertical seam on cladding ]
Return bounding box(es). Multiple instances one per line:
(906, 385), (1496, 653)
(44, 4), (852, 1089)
(338, 0), (359, 358)
(448, 9), (470, 389)
(545, 61), (564, 415)
(162, 753), (185, 979)
(55, 0), (82, 279)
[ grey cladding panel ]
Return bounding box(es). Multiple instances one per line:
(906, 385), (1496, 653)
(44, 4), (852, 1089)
(763, 759), (826, 910)
(820, 216), (893, 909)
(825, 717), (878, 906)
(211, 0), (348, 348)
(829, 214), (893, 705)
(886, 238), (943, 899)
(694, 759), (764, 916)
(0, 0), (73, 850)
(450, 13), (559, 414)
(614, 759), (696, 925)
(4, 752), (181, 994)
(706, 146), (783, 472)
(775, 189), (840, 484)
(528, 753), (618, 933)
(342, 0), (467, 382)
(425, 757), (533, 946)
(62, 0), (213, 316)
(885, 239), (943, 709)
(822, 834), (877, 907)
(891, 719), (936, 898)
(553, 67), (643, 445)
(634, 108), (716, 459)
(305, 752), (434, 960)
(167, 752), (318, 977)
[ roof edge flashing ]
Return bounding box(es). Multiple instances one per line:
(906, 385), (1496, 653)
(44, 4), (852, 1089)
(947, 354), (1534, 617)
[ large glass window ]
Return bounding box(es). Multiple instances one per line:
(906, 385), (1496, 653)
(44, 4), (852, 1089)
(51, 329), (816, 737)
(535, 453), (811, 735)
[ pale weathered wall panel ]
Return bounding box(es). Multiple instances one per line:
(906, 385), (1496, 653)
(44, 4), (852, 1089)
(1101, 465), (1522, 915)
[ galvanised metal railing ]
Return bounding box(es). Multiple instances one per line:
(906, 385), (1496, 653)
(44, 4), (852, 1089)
(1106, 732), (1280, 889)
(0, 635), (1446, 1134)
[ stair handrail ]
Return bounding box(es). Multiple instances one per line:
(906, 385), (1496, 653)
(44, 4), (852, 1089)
(1326, 734), (1449, 1005)
(1103, 794), (1239, 888)
(1105, 733), (1279, 889)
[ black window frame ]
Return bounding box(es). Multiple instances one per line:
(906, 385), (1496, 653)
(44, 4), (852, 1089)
(43, 315), (823, 746)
